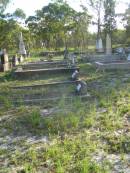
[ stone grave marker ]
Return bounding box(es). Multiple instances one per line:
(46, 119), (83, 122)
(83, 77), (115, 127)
(0, 49), (10, 72)
(19, 55), (24, 63)
(19, 32), (26, 59)
(96, 38), (104, 53)
(127, 54), (130, 61)
(106, 34), (112, 55)
(12, 55), (19, 67)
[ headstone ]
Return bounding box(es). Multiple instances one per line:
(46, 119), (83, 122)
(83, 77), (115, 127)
(12, 55), (19, 67)
(96, 38), (104, 53)
(127, 54), (130, 61)
(72, 54), (76, 65)
(0, 49), (9, 72)
(64, 48), (68, 59)
(19, 55), (24, 63)
(106, 34), (112, 55)
(68, 53), (76, 66)
(19, 32), (26, 58)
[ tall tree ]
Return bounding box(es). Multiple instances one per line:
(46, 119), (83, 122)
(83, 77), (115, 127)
(26, 0), (77, 49)
(0, 19), (22, 50)
(88, 0), (104, 40)
(104, 0), (116, 35)
(13, 8), (26, 19)
(0, 0), (10, 15)
(72, 5), (91, 51)
(123, 4), (130, 44)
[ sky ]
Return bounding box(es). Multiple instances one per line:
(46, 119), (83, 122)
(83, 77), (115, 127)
(5, 0), (130, 32)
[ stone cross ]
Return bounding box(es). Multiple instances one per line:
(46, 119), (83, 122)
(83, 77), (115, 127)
(106, 34), (112, 55)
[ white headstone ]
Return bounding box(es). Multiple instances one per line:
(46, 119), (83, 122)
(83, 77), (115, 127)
(14, 55), (19, 66)
(96, 40), (98, 50)
(96, 38), (104, 53)
(106, 34), (112, 55)
(127, 54), (130, 61)
(19, 32), (26, 56)
(19, 55), (24, 63)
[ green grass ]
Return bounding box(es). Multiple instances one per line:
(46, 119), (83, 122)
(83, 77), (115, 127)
(0, 57), (130, 172)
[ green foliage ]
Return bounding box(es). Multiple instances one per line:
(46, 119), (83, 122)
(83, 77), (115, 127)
(13, 8), (26, 19)
(26, 1), (91, 50)
(0, 0), (10, 14)
(124, 4), (130, 40)
(43, 112), (80, 134)
(0, 95), (12, 109)
(26, 109), (41, 128)
(76, 158), (105, 173)
(112, 29), (126, 45)
(104, 0), (116, 34)
(104, 134), (130, 153)
(0, 18), (21, 50)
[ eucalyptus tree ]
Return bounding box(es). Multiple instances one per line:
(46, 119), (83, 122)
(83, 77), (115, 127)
(104, 0), (116, 35)
(13, 8), (26, 19)
(0, 19), (22, 50)
(123, 4), (130, 44)
(0, 0), (10, 15)
(88, 0), (104, 40)
(26, 0), (77, 49)
(0, 5), (30, 52)
(72, 5), (91, 51)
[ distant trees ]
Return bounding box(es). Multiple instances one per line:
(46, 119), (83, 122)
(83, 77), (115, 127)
(0, 0), (129, 52)
(71, 6), (91, 50)
(88, 0), (104, 40)
(13, 8), (26, 19)
(0, 3), (30, 52)
(0, 0), (10, 14)
(26, 0), (91, 50)
(123, 4), (130, 44)
(104, 0), (116, 35)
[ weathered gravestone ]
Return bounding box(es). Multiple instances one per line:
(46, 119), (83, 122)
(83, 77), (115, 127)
(0, 49), (10, 72)
(12, 55), (19, 67)
(68, 53), (77, 66)
(19, 32), (26, 60)
(127, 54), (130, 61)
(106, 34), (112, 55)
(96, 38), (104, 53)
(19, 55), (24, 63)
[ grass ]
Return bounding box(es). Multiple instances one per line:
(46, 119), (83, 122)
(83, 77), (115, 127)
(0, 57), (130, 172)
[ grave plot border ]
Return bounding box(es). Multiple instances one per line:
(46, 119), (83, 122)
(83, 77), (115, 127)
(95, 61), (130, 71)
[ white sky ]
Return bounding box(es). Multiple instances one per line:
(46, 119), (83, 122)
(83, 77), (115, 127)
(5, 0), (130, 32)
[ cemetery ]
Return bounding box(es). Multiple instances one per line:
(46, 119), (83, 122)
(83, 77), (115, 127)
(0, 0), (130, 173)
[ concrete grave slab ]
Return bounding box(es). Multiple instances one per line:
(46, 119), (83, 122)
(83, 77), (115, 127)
(82, 54), (126, 63)
(95, 61), (130, 71)
(14, 67), (80, 79)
